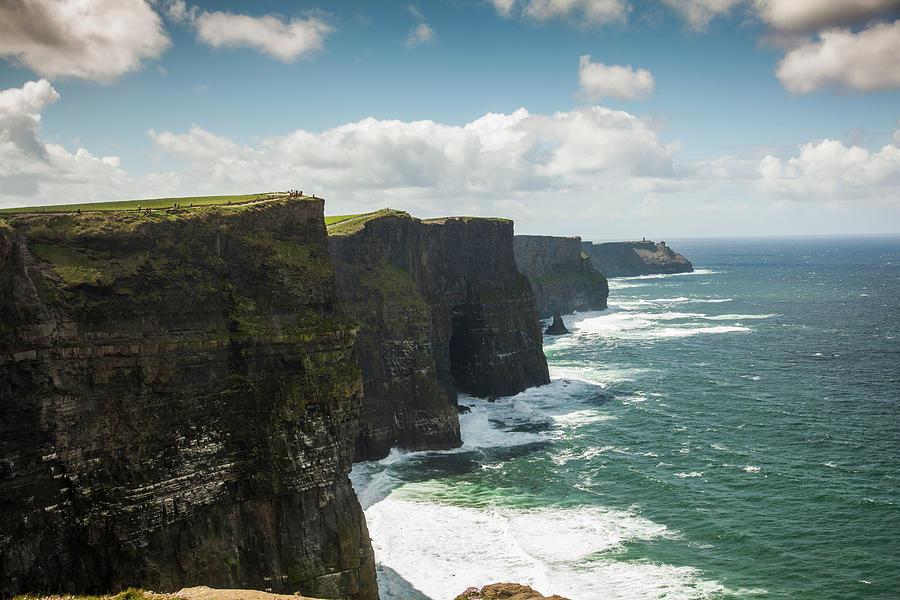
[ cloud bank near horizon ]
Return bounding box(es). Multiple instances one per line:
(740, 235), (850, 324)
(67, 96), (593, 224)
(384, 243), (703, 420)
(2, 79), (897, 236)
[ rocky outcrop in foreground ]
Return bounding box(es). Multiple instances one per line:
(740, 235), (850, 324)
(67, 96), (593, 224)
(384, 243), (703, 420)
(0, 200), (376, 599)
(581, 240), (693, 277)
(513, 235), (608, 319)
(455, 583), (571, 600)
(329, 211), (550, 461)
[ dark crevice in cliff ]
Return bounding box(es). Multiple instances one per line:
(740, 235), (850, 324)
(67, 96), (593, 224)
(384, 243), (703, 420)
(329, 211), (550, 462)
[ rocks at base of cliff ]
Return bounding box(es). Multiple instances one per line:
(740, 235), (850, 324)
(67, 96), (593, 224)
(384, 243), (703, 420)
(581, 240), (693, 277)
(328, 211), (550, 462)
(455, 583), (571, 600)
(0, 200), (377, 600)
(544, 313), (569, 335)
(513, 235), (608, 319)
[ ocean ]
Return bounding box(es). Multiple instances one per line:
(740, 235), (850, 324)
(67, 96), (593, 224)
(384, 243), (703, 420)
(350, 236), (899, 600)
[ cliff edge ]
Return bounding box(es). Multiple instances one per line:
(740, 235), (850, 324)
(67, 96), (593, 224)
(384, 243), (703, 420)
(0, 200), (377, 599)
(513, 235), (608, 319)
(581, 240), (693, 277)
(328, 211), (550, 461)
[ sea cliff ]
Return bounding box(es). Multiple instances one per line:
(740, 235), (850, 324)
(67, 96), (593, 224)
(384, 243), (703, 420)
(328, 211), (550, 461)
(0, 200), (376, 599)
(581, 240), (693, 277)
(513, 235), (608, 319)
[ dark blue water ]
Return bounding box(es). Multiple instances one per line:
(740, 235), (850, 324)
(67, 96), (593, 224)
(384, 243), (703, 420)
(352, 236), (900, 600)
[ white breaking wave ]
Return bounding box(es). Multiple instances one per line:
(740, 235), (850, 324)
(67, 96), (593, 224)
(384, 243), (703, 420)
(612, 269), (721, 281)
(569, 311), (751, 340)
(365, 497), (740, 600)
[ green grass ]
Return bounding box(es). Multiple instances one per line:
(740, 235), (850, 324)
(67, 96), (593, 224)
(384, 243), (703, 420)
(324, 213), (365, 226)
(326, 209), (410, 236)
(0, 193), (275, 213)
(13, 589), (189, 600)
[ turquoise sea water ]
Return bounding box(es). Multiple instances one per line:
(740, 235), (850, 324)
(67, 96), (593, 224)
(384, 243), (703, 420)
(351, 236), (899, 600)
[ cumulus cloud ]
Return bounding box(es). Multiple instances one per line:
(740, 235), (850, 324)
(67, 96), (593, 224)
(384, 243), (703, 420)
(577, 55), (654, 100)
(754, 0), (900, 32)
(776, 20), (900, 92)
(0, 0), (169, 82)
(661, 0), (744, 30)
(176, 6), (333, 62)
(759, 138), (900, 199)
(0, 78), (59, 160)
(0, 80), (130, 201)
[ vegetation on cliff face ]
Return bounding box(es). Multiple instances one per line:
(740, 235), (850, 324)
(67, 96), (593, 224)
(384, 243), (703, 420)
(0, 198), (377, 600)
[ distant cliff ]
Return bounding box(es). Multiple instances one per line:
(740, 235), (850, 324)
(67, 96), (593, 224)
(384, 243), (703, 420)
(328, 211), (550, 461)
(581, 240), (693, 277)
(513, 235), (608, 319)
(0, 200), (376, 599)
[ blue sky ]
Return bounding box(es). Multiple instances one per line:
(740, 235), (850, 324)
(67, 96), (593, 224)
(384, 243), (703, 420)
(1, 0), (899, 238)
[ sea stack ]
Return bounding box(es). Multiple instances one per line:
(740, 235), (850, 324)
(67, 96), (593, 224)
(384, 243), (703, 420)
(545, 313), (570, 335)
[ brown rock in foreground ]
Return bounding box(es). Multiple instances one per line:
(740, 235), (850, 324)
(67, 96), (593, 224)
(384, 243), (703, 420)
(455, 583), (571, 600)
(177, 585), (325, 600)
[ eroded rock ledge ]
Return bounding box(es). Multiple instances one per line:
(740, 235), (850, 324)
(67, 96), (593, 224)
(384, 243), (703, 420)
(329, 211), (550, 461)
(513, 235), (608, 319)
(0, 200), (376, 599)
(581, 240), (693, 277)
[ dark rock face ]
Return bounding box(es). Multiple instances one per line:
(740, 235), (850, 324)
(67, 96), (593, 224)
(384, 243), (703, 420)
(513, 235), (608, 319)
(544, 314), (569, 336)
(329, 213), (550, 462)
(0, 201), (377, 599)
(582, 240), (693, 277)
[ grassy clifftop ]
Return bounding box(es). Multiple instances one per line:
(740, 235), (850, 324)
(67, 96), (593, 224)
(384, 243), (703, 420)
(0, 193), (282, 214)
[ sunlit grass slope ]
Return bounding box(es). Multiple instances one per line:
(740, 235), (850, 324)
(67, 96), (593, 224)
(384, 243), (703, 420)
(0, 194), (271, 213)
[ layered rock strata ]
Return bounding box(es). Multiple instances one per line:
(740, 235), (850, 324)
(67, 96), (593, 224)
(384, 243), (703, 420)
(0, 200), (377, 599)
(581, 240), (693, 277)
(328, 211), (550, 461)
(513, 235), (608, 319)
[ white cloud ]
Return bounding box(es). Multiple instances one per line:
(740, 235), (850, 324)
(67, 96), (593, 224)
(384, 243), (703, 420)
(167, 0), (197, 24)
(522, 0), (629, 24)
(490, 0), (517, 17)
(193, 10), (333, 62)
(0, 79), (59, 160)
(776, 20), (900, 92)
(148, 126), (249, 162)
(406, 22), (437, 47)
(577, 55), (654, 100)
(754, 0), (900, 32)
(0, 80), (130, 201)
(0, 0), (169, 82)
(894, 122), (900, 144)
(661, 0), (744, 30)
(759, 138), (900, 199)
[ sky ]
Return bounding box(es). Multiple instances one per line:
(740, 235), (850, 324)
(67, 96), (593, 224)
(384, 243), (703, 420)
(1, 0), (899, 239)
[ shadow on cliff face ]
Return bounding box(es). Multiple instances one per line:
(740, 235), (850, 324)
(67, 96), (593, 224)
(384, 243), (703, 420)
(375, 565), (435, 600)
